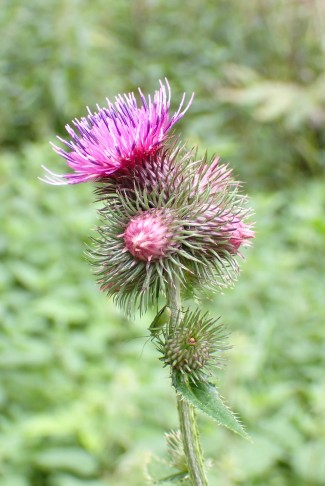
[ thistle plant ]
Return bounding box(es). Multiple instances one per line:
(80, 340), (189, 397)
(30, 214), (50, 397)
(42, 79), (254, 485)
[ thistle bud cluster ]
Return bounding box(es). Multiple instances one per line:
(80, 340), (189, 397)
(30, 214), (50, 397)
(92, 145), (253, 310)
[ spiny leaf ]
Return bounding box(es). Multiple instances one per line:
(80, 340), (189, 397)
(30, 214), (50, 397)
(173, 372), (249, 439)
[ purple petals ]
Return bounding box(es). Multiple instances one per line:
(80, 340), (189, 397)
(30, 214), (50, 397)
(42, 79), (193, 185)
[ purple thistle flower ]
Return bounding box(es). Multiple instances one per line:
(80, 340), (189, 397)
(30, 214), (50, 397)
(41, 79), (193, 185)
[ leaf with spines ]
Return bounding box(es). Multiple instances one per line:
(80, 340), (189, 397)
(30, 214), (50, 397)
(173, 372), (249, 439)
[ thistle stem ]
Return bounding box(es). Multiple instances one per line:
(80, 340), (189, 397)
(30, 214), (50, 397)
(177, 396), (208, 486)
(167, 282), (208, 486)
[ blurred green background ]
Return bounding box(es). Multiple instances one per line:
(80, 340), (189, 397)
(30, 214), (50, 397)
(1, 0), (325, 485)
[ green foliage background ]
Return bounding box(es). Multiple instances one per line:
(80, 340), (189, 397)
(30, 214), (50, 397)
(1, 1), (325, 484)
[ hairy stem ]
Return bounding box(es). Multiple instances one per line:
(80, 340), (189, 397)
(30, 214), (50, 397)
(167, 283), (208, 486)
(177, 396), (208, 486)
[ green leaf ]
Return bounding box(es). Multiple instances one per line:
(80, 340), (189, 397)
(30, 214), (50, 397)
(173, 373), (249, 439)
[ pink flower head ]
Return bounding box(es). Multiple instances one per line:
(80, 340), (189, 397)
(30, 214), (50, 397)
(123, 210), (178, 262)
(41, 79), (193, 185)
(223, 216), (255, 253)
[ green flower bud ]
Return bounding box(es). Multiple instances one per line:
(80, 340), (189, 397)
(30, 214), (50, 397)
(156, 308), (229, 383)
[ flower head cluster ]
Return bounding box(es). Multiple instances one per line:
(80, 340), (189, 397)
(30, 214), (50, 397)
(90, 145), (254, 311)
(41, 79), (193, 185)
(156, 308), (229, 383)
(44, 80), (254, 312)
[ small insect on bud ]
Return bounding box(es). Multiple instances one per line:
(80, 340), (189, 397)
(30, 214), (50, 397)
(149, 305), (172, 338)
(155, 308), (230, 383)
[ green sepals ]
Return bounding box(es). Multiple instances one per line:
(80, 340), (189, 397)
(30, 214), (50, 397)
(172, 372), (249, 440)
(150, 305), (172, 338)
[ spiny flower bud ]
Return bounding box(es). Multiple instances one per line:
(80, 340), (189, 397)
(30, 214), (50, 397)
(197, 206), (254, 254)
(123, 210), (178, 261)
(226, 217), (255, 253)
(156, 308), (229, 383)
